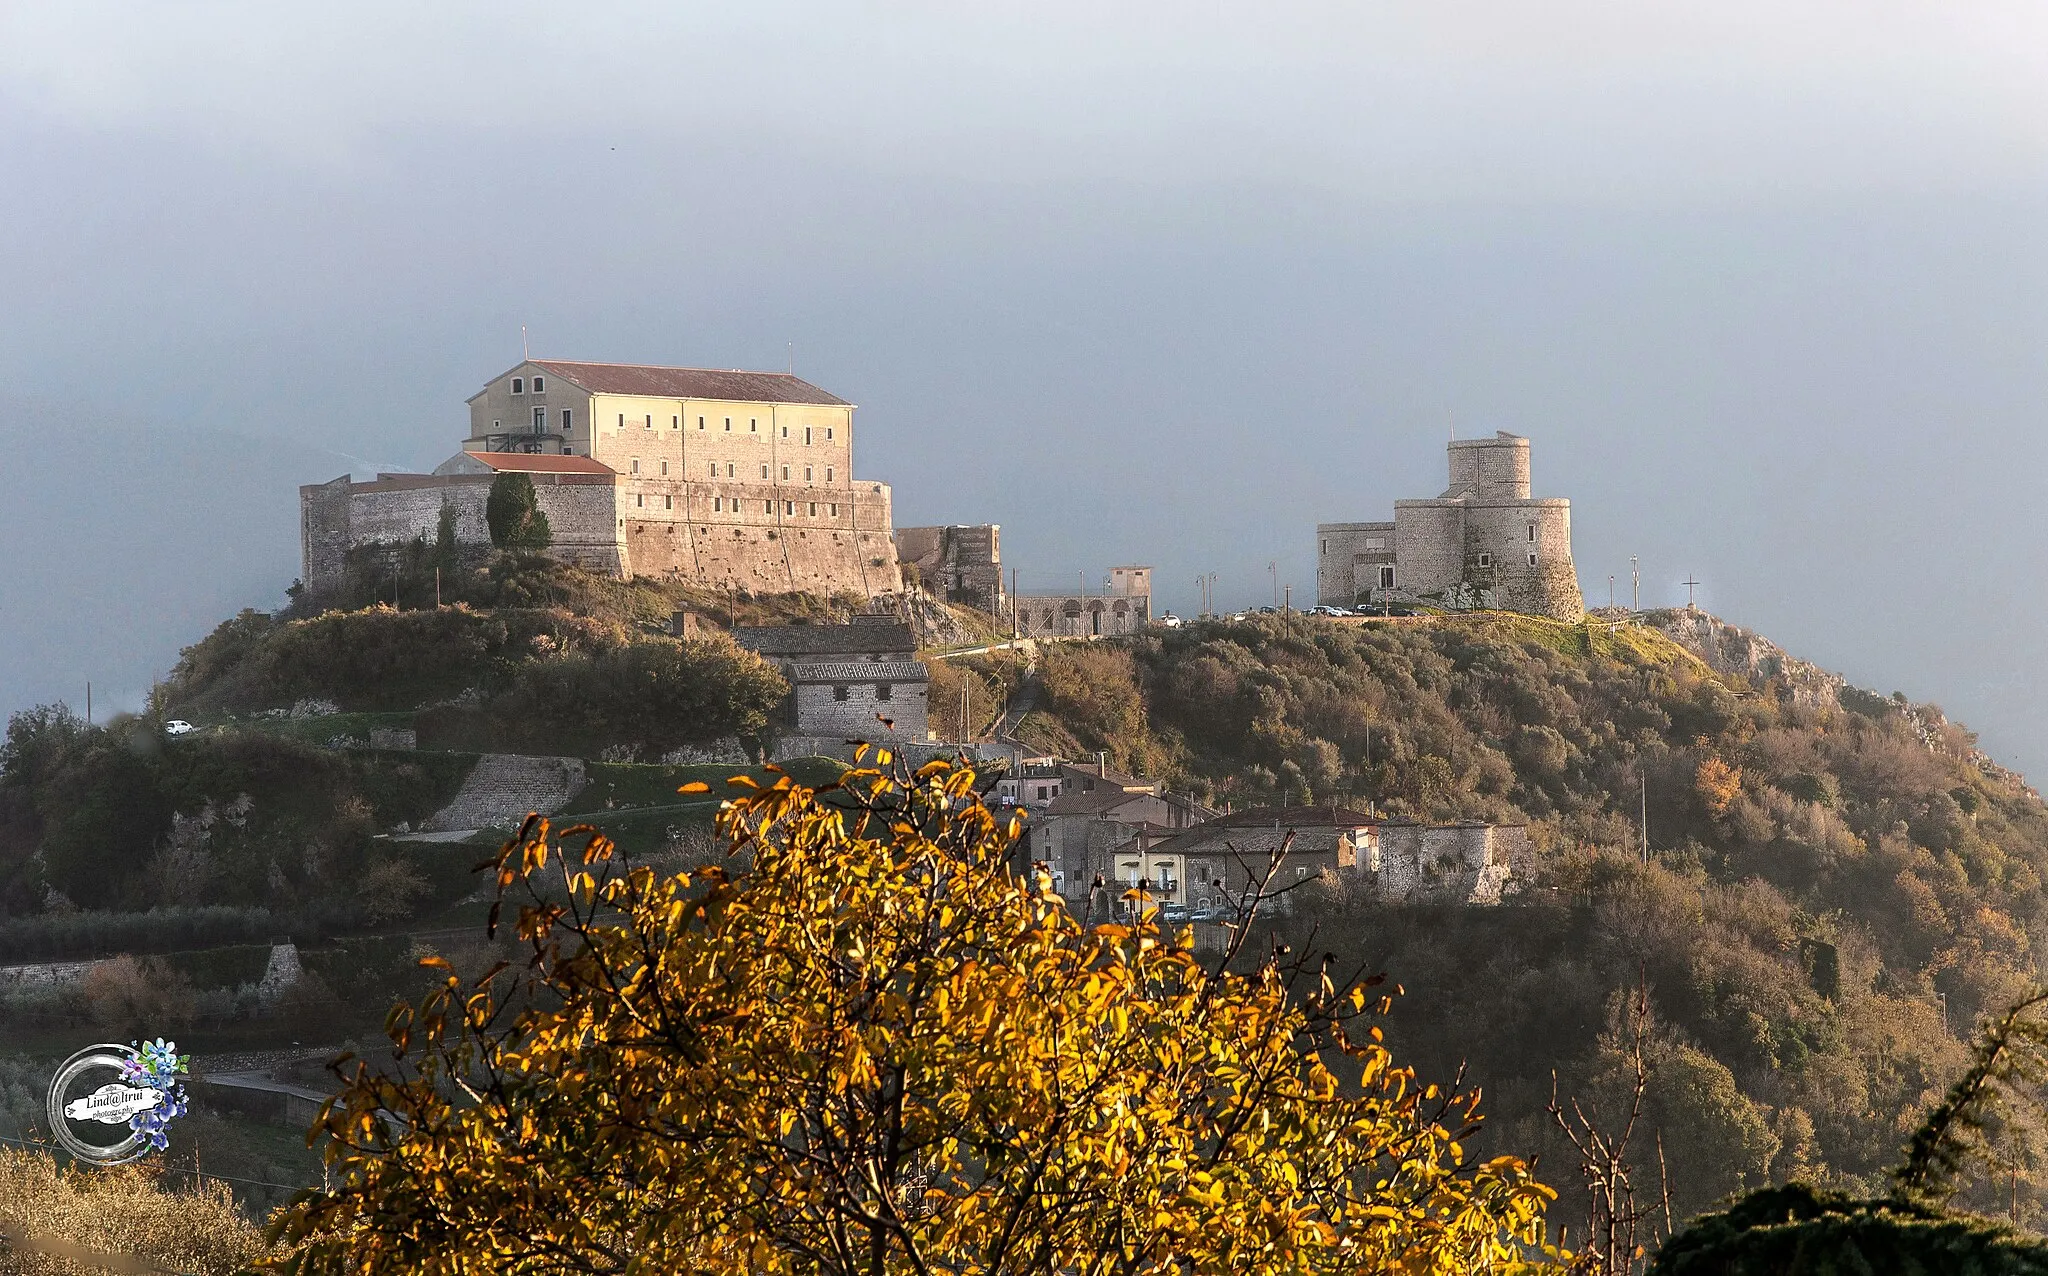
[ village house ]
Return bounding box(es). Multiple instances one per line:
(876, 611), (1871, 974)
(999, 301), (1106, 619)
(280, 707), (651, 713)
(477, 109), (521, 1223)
(732, 616), (930, 742)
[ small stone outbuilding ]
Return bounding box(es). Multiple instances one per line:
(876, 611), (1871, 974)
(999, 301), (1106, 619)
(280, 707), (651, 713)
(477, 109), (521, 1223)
(734, 617), (930, 741)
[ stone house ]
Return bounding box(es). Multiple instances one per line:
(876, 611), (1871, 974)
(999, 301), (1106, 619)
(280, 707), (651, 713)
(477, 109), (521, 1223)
(301, 359), (903, 599)
(1141, 808), (1528, 911)
(1317, 432), (1583, 620)
(1017, 758), (1214, 898)
(1143, 806), (1375, 910)
(733, 618), (930, 741)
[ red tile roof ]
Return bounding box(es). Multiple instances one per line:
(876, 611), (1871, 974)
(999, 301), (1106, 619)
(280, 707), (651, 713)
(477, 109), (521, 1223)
(461, 452), (616, 476)
(530, 361), (851, 407)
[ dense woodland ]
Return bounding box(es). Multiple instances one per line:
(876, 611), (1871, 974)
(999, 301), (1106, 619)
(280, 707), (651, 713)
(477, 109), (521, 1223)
(1016, 612), (2048, 1225)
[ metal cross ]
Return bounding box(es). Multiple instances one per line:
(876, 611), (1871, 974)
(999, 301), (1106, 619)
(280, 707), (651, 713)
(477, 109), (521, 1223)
(1683, 575), (1702, 608)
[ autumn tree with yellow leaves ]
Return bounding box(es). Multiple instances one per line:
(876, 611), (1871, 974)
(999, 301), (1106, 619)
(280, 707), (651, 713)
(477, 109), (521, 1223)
(270, 754), (1561, 1274)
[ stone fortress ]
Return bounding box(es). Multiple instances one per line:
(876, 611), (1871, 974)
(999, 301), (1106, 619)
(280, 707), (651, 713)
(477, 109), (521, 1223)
(301, 360), (903, 597)
(1316, 432), (1584, 621)
(891, 523), (1153, 638)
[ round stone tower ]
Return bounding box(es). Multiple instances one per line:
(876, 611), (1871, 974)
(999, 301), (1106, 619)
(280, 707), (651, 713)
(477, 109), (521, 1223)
(1391, 432), (1584, 620)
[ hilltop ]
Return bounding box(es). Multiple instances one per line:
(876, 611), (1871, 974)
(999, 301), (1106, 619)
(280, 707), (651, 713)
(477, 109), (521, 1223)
(6, 561), (2047, 1227)
(1015, 606), (2048, 1220)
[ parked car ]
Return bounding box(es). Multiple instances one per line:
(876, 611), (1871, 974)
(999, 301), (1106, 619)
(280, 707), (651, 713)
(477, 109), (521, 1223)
(1159, 903), (1194, 926)
(164, 720), (197, 736)
(1307, 604), (1352, 617)
(1256, 606), (1278, 614)
(1189, 904), (1231, 924)
(1158, 612), (1184, 628)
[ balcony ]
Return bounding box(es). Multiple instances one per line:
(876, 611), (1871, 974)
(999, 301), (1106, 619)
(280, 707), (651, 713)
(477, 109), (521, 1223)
(479, 430), (568, 456)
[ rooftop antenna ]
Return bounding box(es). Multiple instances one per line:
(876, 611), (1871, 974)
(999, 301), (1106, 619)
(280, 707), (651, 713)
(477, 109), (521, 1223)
(1447, 407), (1455, 441)
(787, 342), (794, 374)
(521, 326), (529, 359)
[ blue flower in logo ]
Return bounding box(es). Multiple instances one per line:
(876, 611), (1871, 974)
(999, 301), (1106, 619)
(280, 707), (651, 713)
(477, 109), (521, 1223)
(118, 1038), (190, 1151)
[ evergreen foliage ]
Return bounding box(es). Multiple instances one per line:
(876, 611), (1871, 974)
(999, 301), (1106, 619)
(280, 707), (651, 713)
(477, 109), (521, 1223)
(484, 471), (551, 549)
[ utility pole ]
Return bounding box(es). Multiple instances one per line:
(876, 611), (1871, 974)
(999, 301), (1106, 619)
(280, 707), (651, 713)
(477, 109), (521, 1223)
(1608, 575), (1615, 609)
(1269, 561), (1277, 609)
(1640, 773), (1649, 864)
(1283, 584), (1291, 615)
(85, 682), (91, 727)
(435, 567), (442, 608)
(1630, 556), (1640, 612)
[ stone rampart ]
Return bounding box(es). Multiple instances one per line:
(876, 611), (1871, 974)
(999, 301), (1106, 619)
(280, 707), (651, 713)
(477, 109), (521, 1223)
(302, 469), (898, 597)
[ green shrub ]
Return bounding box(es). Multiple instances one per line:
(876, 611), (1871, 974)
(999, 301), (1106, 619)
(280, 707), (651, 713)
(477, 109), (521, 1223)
(486, 472), (552, 549)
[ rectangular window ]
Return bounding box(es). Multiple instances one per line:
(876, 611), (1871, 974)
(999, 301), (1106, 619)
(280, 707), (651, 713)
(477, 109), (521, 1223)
(630, 459), (640, 474)
(780, 424), (788, 438)
(761, 464), (770, 479)
(826, 427), (833, 440)
(749, 418), (758, 432)
(713, 497), (721, 512)
(780, 465), (790, 480)
(511, 377), (524, 394)
(808, 502), (817, 516)
(561, 409), (572, 430)
(671, 415), (678, 428)
(1321, 539), (1328, 555)
(764, 501), (774, 514)
(805, 426), (813, 445)
(664, 494), (672, 510)
(531, 376), (544, 392)
(876, 683), (893, 702)
(726, 462), (735, 477)
(825, 466), (834, 483)
(804, 466), (813, 481)
(833, 685), (849, 702)
(1476, 553), (1492, 568)
(644, 414), (652, 429)
(660, 460), (668, 476)
(534, 407), (546, 431)
(635, 493), (644, 507)
(784, 501), (794, 515)
(697, 416), (705, 430)
(829, 502), (838, 516)
(709, 461), (717, 477)
(724, 417), (732, 431)
(1379, 565), (1397, 589)
(1528, 524), (1536, 541)
(618, 413), (625, 428)
(1529, 552), (1539, 566)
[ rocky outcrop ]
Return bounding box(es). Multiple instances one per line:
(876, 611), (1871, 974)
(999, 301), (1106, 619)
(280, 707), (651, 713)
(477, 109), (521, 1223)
(1646, 608), (1846, 711)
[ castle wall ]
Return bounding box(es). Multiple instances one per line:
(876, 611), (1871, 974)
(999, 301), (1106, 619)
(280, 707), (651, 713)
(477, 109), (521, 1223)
(896, 524), (1003, 611)
(617, 479), (900, 596)
(298, 472), (625, 591)
(1016, 593), (1149, 637)
(1393, 501), (1466, 597)
(1317, 522), (1395, 606)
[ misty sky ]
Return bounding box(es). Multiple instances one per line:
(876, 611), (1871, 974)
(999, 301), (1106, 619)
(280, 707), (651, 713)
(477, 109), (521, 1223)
(5, 4), (2048, 776)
